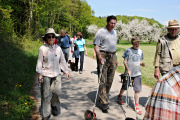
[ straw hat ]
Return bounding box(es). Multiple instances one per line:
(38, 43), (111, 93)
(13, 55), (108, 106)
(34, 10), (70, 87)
(167, 19), (180, 28)
(42, 28), (59, 40)
(45, 28), (59, 37)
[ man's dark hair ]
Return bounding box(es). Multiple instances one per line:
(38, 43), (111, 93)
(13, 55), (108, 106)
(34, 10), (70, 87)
(107, 15), (117, 23)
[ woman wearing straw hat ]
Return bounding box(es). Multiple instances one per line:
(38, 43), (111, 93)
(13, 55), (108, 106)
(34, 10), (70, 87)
(36, 28), (70, 120)
(154, 19), (180, 79)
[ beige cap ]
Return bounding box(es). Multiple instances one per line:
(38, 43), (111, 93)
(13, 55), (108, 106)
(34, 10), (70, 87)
(131, 36), (141, 43)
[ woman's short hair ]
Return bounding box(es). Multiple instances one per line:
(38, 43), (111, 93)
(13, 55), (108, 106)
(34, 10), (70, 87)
(76, 32), (83, 38)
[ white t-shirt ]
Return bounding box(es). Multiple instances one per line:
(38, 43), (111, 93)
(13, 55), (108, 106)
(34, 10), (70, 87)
(123, 47), (144, 77)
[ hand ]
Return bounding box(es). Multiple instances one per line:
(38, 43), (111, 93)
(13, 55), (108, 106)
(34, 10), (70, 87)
(71, 49), (74, 53)
(127, 69), (131, 75)
(140, 63), (145, 67)
(66, 73), (70, 80)
(38, 74), (43, 83)
(154, 67), (160, 80)
(99, 57), (104, 65)
(93, 55), (95, 59)
(85, 52), (88, 56)
(115, 61), (119, 68)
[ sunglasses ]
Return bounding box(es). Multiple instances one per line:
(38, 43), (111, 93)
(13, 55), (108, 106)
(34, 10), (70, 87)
(47, 36), (55, 39)
(168, 28), (178, 31)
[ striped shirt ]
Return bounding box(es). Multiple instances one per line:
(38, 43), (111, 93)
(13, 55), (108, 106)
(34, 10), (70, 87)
(36, 44), (69, 77)
(144, 66), (180, 120)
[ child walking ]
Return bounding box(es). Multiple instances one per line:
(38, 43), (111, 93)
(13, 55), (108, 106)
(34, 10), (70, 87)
(117, 36), (145, 115)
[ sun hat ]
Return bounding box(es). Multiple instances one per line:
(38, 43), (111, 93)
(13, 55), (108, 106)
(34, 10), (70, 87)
(167, 19), (180, 28)
(45, 28), (59, 37)
(42, 28), (59, 41)
(131, 36), (141, 44)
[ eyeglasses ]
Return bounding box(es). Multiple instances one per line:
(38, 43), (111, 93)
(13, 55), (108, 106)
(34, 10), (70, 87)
(47, 36), (55, 39)
(109, 22), (116, 25)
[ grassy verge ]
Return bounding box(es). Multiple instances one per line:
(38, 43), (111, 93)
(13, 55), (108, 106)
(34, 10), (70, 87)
(85, 39), (157, 87)
(0, 38), (43, 120)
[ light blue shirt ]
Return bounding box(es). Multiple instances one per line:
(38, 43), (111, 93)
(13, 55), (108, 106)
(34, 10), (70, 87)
(74, 38), (85, 52)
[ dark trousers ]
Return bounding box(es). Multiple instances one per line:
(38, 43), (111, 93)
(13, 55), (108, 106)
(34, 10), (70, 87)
(75, 51), (84, 71)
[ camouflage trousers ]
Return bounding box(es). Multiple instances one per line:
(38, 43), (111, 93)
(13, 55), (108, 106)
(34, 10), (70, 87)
(98, 51), (117, 105)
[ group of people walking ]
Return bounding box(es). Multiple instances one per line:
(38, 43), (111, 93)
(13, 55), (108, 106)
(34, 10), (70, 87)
(36, 15), (180, 120)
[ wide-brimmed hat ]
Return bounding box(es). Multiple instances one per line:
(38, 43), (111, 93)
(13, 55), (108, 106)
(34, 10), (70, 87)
(167, 19), (180, 28)
(45, 28), (59, 37)
(131, 36), (141, 44)
(42, 28), (59, 40)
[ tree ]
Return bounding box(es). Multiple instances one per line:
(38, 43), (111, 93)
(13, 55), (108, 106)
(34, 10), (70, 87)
(86, 24), (98, 35)
(115, 19), (162, 43)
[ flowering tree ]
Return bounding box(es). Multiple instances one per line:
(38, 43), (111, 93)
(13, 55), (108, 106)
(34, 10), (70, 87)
(115, 19), (162, 43)
(86, 24), (98, 35)
(87, 19), (163, 43)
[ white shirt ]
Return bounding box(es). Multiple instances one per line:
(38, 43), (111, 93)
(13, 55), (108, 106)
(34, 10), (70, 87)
(36, 44), (69, 77)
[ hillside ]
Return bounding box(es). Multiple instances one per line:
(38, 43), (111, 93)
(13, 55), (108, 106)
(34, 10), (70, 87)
(94, 15), (163, 28)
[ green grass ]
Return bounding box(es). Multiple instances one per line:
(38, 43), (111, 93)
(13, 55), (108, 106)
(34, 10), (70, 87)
(0, 38), (43, 120)
(85, 39), (157, 87)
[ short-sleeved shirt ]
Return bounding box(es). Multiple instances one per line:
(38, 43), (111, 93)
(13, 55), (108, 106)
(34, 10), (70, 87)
(93, 27), (117, 52)
(74, 38), (85, 52)
(123, 47), (144, 77)
(58, 35), (72, 48)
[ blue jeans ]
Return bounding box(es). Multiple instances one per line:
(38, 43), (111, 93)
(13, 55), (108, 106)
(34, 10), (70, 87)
(61, 47), (70, 62)
(75, 51), (84, 71)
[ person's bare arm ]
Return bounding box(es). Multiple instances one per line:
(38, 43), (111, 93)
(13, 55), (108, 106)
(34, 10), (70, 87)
(123, 58), (131, 75)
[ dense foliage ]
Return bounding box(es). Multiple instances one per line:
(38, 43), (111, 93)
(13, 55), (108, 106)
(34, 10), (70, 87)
(0, 0), (95, 40)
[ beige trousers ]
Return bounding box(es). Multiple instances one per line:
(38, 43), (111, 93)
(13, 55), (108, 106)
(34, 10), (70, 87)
(41, 75), (61, 117)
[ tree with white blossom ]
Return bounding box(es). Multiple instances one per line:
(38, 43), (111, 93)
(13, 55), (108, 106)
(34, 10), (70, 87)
(86, 24), (98, 35)
(115, 19), (163, 43)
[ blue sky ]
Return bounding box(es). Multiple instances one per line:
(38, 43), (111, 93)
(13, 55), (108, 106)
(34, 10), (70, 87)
(86, 0), (180, 25)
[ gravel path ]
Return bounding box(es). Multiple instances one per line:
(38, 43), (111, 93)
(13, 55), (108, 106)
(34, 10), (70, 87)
(34, 55), (152, 120)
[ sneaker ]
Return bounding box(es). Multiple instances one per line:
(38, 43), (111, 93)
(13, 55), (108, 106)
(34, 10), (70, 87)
(102, 109), (108, 113)
(79, 71), (82, 74)
(135, 106), (142, 115)
(117, 95), (124, 105)
(102, 104), (109, 113)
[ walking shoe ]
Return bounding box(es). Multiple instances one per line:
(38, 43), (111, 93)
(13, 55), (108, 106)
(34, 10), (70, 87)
(102, 104), (109, 113)
(42, 115), (51, 120)
(51, 106), (58, 116)
(102, 109), (108, 113)
(79, 71), (82, 74)
(135, 106), (142, 115)
(117, 95), (124, 105)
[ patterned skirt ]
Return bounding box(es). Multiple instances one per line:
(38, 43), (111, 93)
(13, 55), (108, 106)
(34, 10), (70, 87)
(144, 66), (180, 120)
